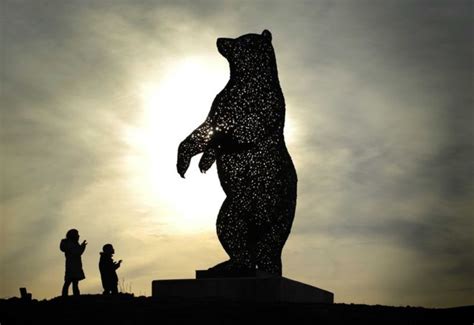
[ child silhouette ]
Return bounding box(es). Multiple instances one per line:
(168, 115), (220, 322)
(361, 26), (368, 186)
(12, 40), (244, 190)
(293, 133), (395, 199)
(99, 244), (122, 295)
(60, 229), (87, 296)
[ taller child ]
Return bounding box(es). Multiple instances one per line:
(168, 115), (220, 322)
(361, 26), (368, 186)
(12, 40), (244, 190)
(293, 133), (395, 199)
(60, 229), (87, 296)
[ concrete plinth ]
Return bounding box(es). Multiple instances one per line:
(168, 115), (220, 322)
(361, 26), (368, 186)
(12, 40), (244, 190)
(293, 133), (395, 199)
(152, 273), (333, 303)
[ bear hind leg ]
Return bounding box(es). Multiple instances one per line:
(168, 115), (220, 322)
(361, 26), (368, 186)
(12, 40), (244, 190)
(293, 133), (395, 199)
(214, 197), (255, 272)
(255, 222), (292, 276)
(255, 240), (283, 276)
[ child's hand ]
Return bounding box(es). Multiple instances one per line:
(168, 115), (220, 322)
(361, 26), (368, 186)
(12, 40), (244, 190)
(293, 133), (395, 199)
(115, 260), (122, 269)
(81, 240), (88, 246)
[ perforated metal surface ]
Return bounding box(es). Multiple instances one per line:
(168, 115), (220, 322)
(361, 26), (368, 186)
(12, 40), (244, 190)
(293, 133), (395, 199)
(177, 30), (297, 275)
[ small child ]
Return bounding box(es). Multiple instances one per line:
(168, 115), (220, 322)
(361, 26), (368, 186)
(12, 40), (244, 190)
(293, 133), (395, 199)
(99, 244), (122, 295)
(60, 229), (87, 296)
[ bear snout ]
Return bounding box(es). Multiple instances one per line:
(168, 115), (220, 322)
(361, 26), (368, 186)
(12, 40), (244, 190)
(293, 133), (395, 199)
(217, 38), (233, 57)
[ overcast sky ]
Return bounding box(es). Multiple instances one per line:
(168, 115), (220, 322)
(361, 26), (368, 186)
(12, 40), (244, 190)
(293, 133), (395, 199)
(1, 0), (472, 307)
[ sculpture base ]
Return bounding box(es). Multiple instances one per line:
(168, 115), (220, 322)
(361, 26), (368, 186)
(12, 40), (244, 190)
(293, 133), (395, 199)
(195, 268), (274, 279)
(152, 272), (334, 303)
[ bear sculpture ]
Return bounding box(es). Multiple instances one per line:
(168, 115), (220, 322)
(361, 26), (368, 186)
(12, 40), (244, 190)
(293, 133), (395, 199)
(177, 30), (297, 276)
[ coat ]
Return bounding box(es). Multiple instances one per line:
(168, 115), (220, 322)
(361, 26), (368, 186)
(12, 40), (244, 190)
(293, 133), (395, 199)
(60, 239), (86, 281)
(99, 253), (119, 289)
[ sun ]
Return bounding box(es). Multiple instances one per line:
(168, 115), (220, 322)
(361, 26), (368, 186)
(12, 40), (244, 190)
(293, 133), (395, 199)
(122, 56), (228, 234)
(122, 55), (298, 234)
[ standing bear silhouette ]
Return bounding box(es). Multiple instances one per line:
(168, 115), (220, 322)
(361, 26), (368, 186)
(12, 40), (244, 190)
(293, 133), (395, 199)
(177, 30), (297, 276)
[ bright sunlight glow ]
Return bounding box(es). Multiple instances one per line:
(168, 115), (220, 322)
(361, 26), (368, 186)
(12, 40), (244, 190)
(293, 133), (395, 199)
(123, 56), (227, 234)
(122, 55), (298, 234)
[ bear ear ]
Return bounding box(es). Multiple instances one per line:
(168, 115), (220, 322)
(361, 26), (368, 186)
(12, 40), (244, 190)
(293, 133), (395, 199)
(262, 29), (272, 42)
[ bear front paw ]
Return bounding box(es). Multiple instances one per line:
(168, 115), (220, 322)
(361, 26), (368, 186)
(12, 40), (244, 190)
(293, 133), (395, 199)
(177, 161), (189, 178)
(199, 149), (216, 173)
(177, 155), (190, 178)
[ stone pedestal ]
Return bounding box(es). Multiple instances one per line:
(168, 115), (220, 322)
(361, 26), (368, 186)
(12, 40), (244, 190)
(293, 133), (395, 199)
(152, 271), (333, 303)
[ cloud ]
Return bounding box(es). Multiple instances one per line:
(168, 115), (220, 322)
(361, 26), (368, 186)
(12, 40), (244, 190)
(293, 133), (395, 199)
(0, 0), (231, 298)
(1, 0), (472, 306)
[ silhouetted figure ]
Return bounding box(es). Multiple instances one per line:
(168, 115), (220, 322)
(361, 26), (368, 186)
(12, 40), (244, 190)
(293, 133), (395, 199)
(177, 30), (297, 276)
(99, 244), (122, 295)
(60, 229), (87, 296)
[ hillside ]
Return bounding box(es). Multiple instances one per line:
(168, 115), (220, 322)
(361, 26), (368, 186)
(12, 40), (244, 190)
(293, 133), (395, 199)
(0, 295), (472, 324)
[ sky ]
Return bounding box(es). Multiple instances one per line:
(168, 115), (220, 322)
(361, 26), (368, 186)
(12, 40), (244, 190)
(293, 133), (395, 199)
(1, 0), (472, 307)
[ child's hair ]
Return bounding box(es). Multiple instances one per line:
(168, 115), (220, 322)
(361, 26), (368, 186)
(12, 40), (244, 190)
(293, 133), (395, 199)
(102, 244), (114, 254)
(66, 229), (79, 240)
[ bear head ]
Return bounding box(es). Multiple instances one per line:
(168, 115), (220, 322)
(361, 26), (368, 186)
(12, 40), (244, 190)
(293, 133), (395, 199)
(217, 30), (277, 77)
